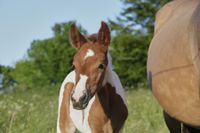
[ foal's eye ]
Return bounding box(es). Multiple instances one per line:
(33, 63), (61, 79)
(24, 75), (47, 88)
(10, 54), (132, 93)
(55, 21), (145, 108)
(98, 64), (105, 69)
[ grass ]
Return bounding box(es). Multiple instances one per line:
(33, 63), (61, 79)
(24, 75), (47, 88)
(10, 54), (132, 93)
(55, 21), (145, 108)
(0, 88), (168, 133)
(124, 89), (168, 133)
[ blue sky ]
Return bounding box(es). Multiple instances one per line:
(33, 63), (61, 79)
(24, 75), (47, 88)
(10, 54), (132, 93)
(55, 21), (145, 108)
(0, 0), (122, 66)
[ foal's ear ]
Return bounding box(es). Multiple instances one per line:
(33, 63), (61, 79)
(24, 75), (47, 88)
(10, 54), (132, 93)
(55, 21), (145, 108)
(98, 21), (110, 47)
(69, 23), (87, 49)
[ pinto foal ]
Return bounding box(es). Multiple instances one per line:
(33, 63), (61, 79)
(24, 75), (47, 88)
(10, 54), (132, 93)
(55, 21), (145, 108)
(57, 22), (128, 133)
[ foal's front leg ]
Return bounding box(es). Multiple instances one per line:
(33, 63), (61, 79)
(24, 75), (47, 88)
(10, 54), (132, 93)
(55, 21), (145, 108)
(58, 83), (76, 133)
(59, 120), (76, 133)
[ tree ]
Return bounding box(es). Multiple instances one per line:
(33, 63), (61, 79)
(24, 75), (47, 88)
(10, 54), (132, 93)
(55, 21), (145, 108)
(27, 22), (86, 85)
(0, 65), (14, 90)
(110, 0), (170, 35)
(11, 21), (86, 90)
(111, 33), (150, 88)
(110, 0), (170, 88)
(11, 59), (48, 91)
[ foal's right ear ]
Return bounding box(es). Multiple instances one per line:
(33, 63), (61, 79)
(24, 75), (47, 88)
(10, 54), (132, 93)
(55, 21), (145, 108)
(98, 21), (110, 47)
(69, 23), (87, 49)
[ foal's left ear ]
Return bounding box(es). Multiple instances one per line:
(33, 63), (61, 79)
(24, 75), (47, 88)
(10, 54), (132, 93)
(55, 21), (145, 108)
(69, 23), (87, 49)
(98, 21), (110, 47)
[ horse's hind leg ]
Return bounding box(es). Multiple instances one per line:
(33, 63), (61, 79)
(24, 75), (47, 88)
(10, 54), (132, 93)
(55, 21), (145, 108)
(183, 124), (200, 133)
(163, 111), (182, 133)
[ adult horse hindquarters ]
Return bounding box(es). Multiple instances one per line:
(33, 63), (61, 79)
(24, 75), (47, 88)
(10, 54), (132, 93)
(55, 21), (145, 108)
(57, 22), (128, 133)
(147, 0), (200, 130)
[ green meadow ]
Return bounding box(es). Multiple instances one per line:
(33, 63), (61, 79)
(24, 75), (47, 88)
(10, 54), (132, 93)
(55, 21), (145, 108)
(0, 88), (168, 133)
(0, 0), (171, 133)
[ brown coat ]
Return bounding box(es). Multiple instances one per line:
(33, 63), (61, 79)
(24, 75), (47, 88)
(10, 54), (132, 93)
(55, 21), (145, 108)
(59, 82), (128, 133)
(147, 0), (200, 126)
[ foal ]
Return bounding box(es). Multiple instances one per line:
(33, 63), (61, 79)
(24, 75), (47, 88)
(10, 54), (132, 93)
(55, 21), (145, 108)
(57, 22), (128, 133)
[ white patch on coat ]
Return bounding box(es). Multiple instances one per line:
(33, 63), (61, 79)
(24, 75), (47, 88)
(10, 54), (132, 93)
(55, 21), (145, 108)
(84, 49), (95, 60)
(57, 71), (76, 133)
(70, 96), (95, 133)
(103, 53), (127, 106)
(72, 74), (88, 102)
(57, 53), (126, 133)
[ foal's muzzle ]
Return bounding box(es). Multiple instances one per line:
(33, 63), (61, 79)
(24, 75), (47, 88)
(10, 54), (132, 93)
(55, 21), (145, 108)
(71, 90), (90, 110)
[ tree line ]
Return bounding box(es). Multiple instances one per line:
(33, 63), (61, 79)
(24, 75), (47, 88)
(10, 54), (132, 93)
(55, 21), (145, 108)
(0, 0), (169, 91)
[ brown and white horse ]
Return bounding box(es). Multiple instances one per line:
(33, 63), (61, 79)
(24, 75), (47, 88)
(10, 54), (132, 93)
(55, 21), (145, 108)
(147, 0), (200, 132)
(57, 22), (128, 133)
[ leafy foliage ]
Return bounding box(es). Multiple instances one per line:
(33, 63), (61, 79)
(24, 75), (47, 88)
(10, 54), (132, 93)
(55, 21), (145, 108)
(0, 1), (171, 90)
(0, 65), (14, 89)
(109, 0), (170, 88)
(27, 22), (76, 87)
(110, 0), (170, 34)
(111, 34), (150, 88)
(8, 21), (86, 90)
(10, 60), (43, 90)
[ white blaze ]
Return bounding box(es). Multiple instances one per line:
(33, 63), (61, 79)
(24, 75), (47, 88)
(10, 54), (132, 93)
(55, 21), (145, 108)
(84, 49), (95, 60)
(72, 74), (88, 102)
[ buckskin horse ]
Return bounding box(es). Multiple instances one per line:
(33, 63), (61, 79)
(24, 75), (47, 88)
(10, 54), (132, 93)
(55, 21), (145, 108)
(147, 0), (200, 132)
(57, 22), (128, 133)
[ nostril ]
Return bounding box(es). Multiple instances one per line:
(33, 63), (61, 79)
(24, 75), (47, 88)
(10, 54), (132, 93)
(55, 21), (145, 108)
(79, 93), (87, 103)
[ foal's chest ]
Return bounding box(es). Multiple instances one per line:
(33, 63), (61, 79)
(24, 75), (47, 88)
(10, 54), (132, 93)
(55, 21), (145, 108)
(69, 96), (95, 133)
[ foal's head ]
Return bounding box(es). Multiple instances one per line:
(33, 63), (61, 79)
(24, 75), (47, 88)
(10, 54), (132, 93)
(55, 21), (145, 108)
(69, 22), (110, 110)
